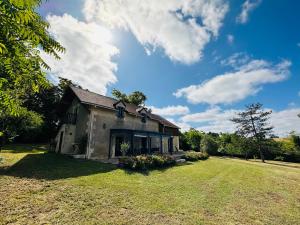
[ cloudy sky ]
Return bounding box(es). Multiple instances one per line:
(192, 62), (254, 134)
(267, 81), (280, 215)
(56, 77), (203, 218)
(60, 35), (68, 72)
(39, 0), (300, 136)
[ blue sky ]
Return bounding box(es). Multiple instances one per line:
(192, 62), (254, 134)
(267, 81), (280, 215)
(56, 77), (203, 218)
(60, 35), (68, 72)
(39, 0), (300, 136)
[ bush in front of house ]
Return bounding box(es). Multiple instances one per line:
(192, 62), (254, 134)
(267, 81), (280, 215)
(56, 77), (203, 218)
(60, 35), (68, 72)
(119, 154), (176, 170)
(182, 151), (209, 161)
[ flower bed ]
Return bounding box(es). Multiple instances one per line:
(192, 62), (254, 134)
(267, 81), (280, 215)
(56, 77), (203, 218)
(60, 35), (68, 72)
(119, 154), (176, 170)
(182, 151), (209, 161)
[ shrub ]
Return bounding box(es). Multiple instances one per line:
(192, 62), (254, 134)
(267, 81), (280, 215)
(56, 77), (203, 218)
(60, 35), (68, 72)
(182, 151), (209, 161)
(119, 154), (176, 170)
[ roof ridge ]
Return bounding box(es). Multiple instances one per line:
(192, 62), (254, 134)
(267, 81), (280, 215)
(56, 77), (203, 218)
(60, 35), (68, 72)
(70, 85), (119, 102)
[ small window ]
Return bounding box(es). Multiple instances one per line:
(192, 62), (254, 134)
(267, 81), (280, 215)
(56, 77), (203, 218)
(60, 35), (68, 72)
(141, 113), (147, 123)
(116, 106), (125, 118)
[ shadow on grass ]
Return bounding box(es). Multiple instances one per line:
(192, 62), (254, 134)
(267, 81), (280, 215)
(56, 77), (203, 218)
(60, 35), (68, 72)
(0, 152), (117, 180)
(1, 144), (48, 153)
(264, 161), (300, 169)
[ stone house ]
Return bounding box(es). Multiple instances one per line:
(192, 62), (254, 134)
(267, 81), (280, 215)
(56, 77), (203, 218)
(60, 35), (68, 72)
(55, 86), (180, 159)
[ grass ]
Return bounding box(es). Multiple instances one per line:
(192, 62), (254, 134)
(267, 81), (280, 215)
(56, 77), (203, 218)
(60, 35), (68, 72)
(0, 144), (300, 225)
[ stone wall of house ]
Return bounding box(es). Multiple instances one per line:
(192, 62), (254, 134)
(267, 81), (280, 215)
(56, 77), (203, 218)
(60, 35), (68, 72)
(173, 136), (179, 152)
(58, 100), (180, 158)
(74, 103), (89, 144)
(66, 98), (90, 148)
(55, 98), (90, 155)
(88, 107), (160, 159)
(55, 124), (76, 154)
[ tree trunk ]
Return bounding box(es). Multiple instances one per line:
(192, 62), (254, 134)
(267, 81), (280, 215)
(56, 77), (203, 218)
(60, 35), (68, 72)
(245, 151), (248, 160)
(258, 144), (265, 163)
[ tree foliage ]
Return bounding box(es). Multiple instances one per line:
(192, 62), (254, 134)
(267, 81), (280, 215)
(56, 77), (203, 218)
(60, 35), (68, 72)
(17, 77), (77, 142)
(200, 134), (219, 155)
(112, 89), (147, 106)
(0, 0), (64, 116)
(231, 103), (273, 162)
(0, 108), (43, 148)
(185, 128), (202, 151)
(0, 0), (64, 144)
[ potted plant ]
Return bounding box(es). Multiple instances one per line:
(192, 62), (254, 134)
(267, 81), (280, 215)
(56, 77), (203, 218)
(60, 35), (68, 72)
(120, 142), (130, 156)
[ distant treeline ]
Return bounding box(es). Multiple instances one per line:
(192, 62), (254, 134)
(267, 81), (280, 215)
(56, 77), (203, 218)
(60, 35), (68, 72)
(180, 129), (300, 162)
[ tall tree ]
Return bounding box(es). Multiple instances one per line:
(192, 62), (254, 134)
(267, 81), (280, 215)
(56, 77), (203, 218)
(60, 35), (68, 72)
(0, 0), (64, 144)
(112, 89), (147, 106)
(231, 103), (273, 162)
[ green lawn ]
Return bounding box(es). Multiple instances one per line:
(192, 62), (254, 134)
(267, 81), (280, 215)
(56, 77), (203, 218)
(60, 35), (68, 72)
(0, 145), (300, 225)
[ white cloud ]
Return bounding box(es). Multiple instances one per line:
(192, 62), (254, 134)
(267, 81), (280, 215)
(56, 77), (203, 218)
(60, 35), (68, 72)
(181, 106), (238, 133)
(181, 106), (222, 122)
(179, 107), (300, 137)
(236, 0), (261, 24)
(298, 91), (300, 97)
(220, 52), (250, 68)
(41, 14), (119, 94)
(174, 59), (291, 105)
(83, 0), (228, 64)
(149, 105), (190, 116)
(271, 108), (300, 137)
(227, 34), (234, 44)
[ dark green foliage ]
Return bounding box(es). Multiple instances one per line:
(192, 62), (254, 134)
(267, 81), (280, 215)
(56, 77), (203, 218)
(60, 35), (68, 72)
(182, 151), (209, 161)
(112, 89), (147, 106)
(7, 77), (76, 143)
(179, 131), (191, 150)
(200, 134), (219, 155)
(119, 155), (176, 170)
(0, 108), (43, 147)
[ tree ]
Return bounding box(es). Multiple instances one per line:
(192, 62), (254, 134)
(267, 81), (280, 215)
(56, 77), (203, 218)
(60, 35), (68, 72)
(200, 134), (218, 155)
(231, 103), (273, 162)
(112, 89), (147, 106)
(18, 77), (78, 142)
(0, 0), (64, 144)
(0, 0), (64, 126)
(185, 128), (202, 151)
(0, 108), (43, 150)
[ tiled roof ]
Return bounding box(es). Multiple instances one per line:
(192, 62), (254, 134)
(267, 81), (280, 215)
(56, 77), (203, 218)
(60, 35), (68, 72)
(70, 86), (179, 129)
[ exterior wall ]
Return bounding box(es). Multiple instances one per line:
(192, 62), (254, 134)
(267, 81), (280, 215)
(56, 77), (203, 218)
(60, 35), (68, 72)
(87, 107), (159, 159)
(55, 124), (76, 154)
(74, 104), (89, 143)
(162, 137), (169, 153)
(56, 98), (90, 155)
(173, 136), (179, 152)
(65, 98), (89, 143)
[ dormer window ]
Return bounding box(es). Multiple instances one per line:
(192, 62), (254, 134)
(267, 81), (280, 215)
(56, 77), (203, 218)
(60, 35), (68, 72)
(136, 107), (148, 123)
(116, 106), (125, 118)
(114, 100), (126, 119)
(141, 113), (147, 123)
